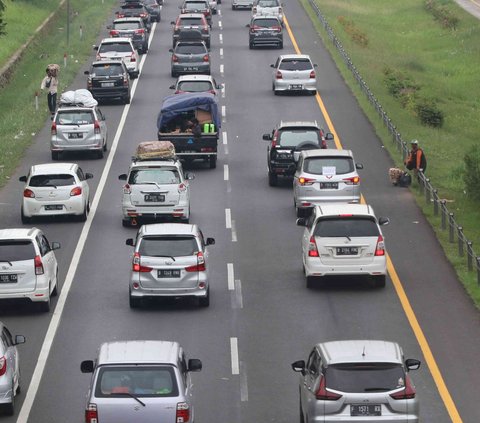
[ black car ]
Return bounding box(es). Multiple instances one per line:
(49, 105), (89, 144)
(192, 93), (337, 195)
(85, 60), (131, 104)
(108, 17), (149, 54)
(248, 15), (283, 49)
(116, 2), (152, 31)
(262, 121), (334, 186)
(142, 0), (161, 22)
(171, 13), (211, 48)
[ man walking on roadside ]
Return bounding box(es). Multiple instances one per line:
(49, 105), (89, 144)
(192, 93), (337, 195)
(405, 139), (427, 176)
(40, 64), (59, 115)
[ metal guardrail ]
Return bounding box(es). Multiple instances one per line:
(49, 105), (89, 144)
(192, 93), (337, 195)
(307, 0), (480, 284)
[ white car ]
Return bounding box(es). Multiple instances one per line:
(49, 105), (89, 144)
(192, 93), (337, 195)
(19, 163), (93, 223)
(252, 0), (283, 23)
(118, 157), (194, 227)
(271, 54), (317, 95)
(297, 204), (389, 288)
(95, 37), (139, 79)
(0, 227), (60, 312)
(169, 74), (220, 95)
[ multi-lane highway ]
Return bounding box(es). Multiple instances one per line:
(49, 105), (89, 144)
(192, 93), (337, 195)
(1, 0), (479, 422)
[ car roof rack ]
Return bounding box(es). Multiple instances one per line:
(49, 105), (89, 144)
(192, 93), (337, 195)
(131, 156), (179, 163)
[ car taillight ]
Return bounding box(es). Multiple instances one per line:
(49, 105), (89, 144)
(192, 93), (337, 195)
(390, 374), (416, 400)
(203, 54), (209, 62)
(34, 255), (44, 275)
(185, 252), (206, 272)
(130, 53), (136, 62)
(202, 25), (208, 32)
(110, 30), (119, 36)
(272, 25), (281, 32)
(123, 183), (131, 194)
(85, 403), (98, 423)
(178, 183), (187, 192)
(271, 130), (278, 147)
(275, 70), (282, 79)
(250, 25), (260, 32)
(343, 176), (360, 185)
(123, 75), (129, 86)
(299, 177), (315, 186)
(315, 375), (342, 400)
(70, 186), (82, 196)
(140, 13), (148, 18)
(135, 29), (145, 34)
(375, 235), (385, 256)
(23, 188), (35, 198)
(308, 236), (319, 257)
(51, 121), (57, 135)
(94, 120), (101, 134)
(172, 54), (179, 62)
(176, 402), (190, 423)
(87, 78), (92, 90)
(0, 356), (6, 376)
(117, 13), (125, 18)
(310, 70), (316, 79)
(132, 252), (153, 273)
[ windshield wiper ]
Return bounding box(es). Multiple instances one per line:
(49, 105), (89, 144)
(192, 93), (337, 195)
(140, 181), (163, 189)
(345, 236), (351, 241)
(153, 255), (176, 261)
(112, 392), (146, 407)
(0, 260), (12, 266)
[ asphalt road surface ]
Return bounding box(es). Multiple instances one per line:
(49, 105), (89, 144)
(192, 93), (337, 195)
(0, 0), (479, 422)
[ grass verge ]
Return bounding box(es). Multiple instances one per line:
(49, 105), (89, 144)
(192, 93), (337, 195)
(298, 0), (480, 306)
(0, 0), (117, 186)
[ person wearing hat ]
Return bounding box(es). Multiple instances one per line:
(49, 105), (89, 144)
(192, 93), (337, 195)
(405, 139), (427, 175)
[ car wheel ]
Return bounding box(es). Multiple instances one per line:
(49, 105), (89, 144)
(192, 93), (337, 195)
(103, 139), (107, 152)
(51, 151), (60, 160)
(124, 93), (131, 104)
(311, 90), (317, 96)
(129, 292), (141, 309)
(51, 271), (58, 297)
(4, 388), (14, 416)
(199, 289), (210, 307)
(375, 275), (386, 288)
(209, 155), (217, 169)
(78, 201), (88, 222)
(306, 276), (316, 289)
(171, 70), (177, 78)
(279, 42), (283, 49)
(39, 291), (51, 312)
(207, 41), (211, 49)
(96, 148), (104, 159)
(21, 208), (32, 224)
(249, 42), (254, 49)
(268, 171), (278, 186)
(122, 219), (130, 227)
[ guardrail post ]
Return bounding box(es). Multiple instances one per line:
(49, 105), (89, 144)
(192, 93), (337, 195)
(477, 257), (480, 285)
(433, 190), (438, 216)
(449, 213), (454, 243)
(458, 227), (464, 257)
(467, 242), (473, 271)
(424, 178), (430, 201)
(441, 200), (447, 230)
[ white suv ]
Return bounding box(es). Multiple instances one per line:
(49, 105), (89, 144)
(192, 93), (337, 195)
(297, 204), (389, 288)
(0, 228), (60, 312)
(95, 37), (140, 79)
(119, 158), (194, 227)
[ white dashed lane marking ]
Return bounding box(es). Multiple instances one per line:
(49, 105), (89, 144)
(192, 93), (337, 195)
(227, 263), (235, 290)
(224, 164), (229, 181)
(230, 337), (240, 375)
(225, 208), (232, 228)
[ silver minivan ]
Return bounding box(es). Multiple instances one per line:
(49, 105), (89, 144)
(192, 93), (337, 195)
(81, 340), (202, 423)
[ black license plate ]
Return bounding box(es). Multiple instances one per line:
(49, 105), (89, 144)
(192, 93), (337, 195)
(0, 274), (18, 283)
(336, 246), (358, 255)
(45, 204), (63, 211)
(158, 269), (181, 278)
(144, 194), (165, 202)
(351, 404), (381, 416)
(185, 66), (199, 71)
(68, 132), (83, 139)
(290, 84), (302, 90)
(320, 182), (339, 189)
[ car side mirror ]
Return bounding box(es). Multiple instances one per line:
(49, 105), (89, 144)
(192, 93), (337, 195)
(170, 21), (175, 24)
(324, 132), (334, 140)
(51, 242), (61, 250)
(246, 24), (250, 27)
(291, 360), (305, 374)
(107, 25), (112, 29)
(262, 134), (272, 141)
(270, 64), (275, 68)
(93, 45), (98, 51)
(169, 84), (175, 89)
(216, 83), (222, 89)
(355, 163), (363, 170)
(84, 70), (90, 75)
(126, 238), (134, 246)
(14, 335), (26, 345)
(81, 360), (94, 373)
(119, 174), (128, 181)
(314, 63), (318, 67)
(188, 358), (202, 372)
(296, 218), (306, 227)
(102, 114), (106, 121)
(169, 48), (174, 53)
(19, 176), (27, 182)
(378, 217), (390, 226)
(405, 358), (421, 371)
(185, 172), (195, 180)
(206, 237), (215, 245)
(85, 173), (94, 180)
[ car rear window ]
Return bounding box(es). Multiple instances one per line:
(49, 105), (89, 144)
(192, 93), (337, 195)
(303, 157), (354, 175)
(175, 44), (207, 54)
(252, 18), (279, 27)
(96, 366), (179, 397)
(113, 22), (141, 30)
(178, 81), (213, 92)
(257, 0), (279, 6)
(314, 217), (380, 237)
(279, 59), (312, 71)
(325, 363), (405, 393)
(129, 168), (180, 184)
(278, 129), (320, 147)
(56, 111), (94, 125)
(179, 17), (204, 25)
(92, 63), (124, 76)
(29, 174), (75, 187)
(185, 2), (207, 9)
(0, 240), (36, 261)
(99, 42), (133, 53)
(121, 4), (144, 11)
(139, 236), (198, 257)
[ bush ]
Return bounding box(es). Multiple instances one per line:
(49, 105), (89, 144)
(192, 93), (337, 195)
(414, 98), (444, 127)
(383, 68), (419, 98)
(337, 16), (368, 47)
(463, 146), (480, 200)
(424, 0), (459, 29)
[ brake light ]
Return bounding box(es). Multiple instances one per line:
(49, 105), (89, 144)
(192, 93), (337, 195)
(275, 70), (282, 79)
(299, 177), (315, 186)
(132, 252), (153, 273)
(390, 374), (416, 400)
(70, 186), (82, 196)
(272, 25), (281, 32)
(94, 120), (101, 134)
(123, 184), (131, 194)
(23, 189), (35, 198)
(85, 403), (98, 423)
(250, 25), (260, 32)
(123, 75), (129, 86)
(310, 70), (316, 79)
(135, 29), (145, 34)
(271, 130), (278, 147)
(176, 402), (190, 423)
(172, 54), (179, 62)
(315, 375), (342, 400)
(202, 25), (208, 33)
(34, 255), (44, 275)
(110, 29), (119, 36)
(87, 78), (92, 90)
(343, 176), (360, 185)
(185, 252), (206, 272)
(308, 236), (319, 257)
(117, 13), (125, 18)
(375, 235), (385, 256)
(130, 53), (136, 63)
(51, 121), (57, 135)
(0, 356), (6, 377)
(178, 183), (187, 192)
(140, 12), (148, 18)
(203, 54), (209, 62)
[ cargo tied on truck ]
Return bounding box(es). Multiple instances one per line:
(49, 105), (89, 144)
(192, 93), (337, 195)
(157, 92), (220, 168)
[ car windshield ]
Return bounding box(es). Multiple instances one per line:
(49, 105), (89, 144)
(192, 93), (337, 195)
(95, 366), (179, 397)
(179, 18), (204, 25)
(303, 157), (354, 175)
(143, 0), (158, 5)
(92, 64), (124, 76)
(257, 0), (279, 6)
(252, 18), (279, 27)
(279, 59), (312, 71)
(99, 43), (133, 53)
(113, 22), (141, 30)
(278, 129), (319, 147)
(129, 168), (181, 184)
(29, 174), (75, 187)
(178, 81), (213, 92)
(175, 44), (206, 54)
(325, 363), (405, 393)
(139, 236), (198, 256)
(56, 111), (94, 125)
(314, 217), (380, 237)
(0, 240), (36, 261)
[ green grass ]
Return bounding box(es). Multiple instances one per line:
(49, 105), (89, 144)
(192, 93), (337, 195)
(0, 0), (117, 186)
(0, 0), (61, 68)
(298, 0), (480, 306)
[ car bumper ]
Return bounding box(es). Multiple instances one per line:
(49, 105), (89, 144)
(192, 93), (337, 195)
(295, 194), (361, 207)
(304, 256), (387, 277)
(50, 140), (103, 153)
(0, 284), (50, 303)
(90, 87), (129, 99)
(172, 63), (211, 75)
(274, 79), (317, 91)
(250, 34), (282, 46)
(0, 382), (13, 404)
(270, 161), (296, 175)
(130, 283), (208, 299)
(233, 1), (253, 8)
(122, 203), (190, 220)
(23, 196), (85, 217)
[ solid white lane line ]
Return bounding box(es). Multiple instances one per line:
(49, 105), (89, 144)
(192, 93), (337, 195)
(219, 33), (223, 44)
(222, 131), (228, 145)
(240, 361), (248, 401)
(231, 219), (238, 242)
(224, 164), (229, 181)
(227, 263), (235, 290)
(225, 208), (232, 228)
(220, 47), (224, 57)
(230, 337), (240, 375)
(220, 63), (224, 75)
(16, 21), (158, 423)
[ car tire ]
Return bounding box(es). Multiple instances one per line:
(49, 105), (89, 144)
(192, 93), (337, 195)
(122, 219), (130, 227)
(375, 275), (386, 288)
(232, 5), (236, 9)
(129, 292), (141, 309)
(4, 389), (14, 416)
(268, 171), (278, 187)
(21, 208), (32, 224)
(96, 148), (104, 159)
(209, 155), (217, 169)
(78, 201), (89, 222)
(306, 276), (316, 289)
(199, 289), (210, 307)
(103, 139), (107, 152)
(124, 94), (131, 104)
(311, 90), (317, 96)
(249, 42), (254, 49)
(171, 71), (177, 78)
(51, 151), (60, 160)
(39, 292), (51, 312)
(279, 42), (283, 49)
(207, 41), (211, 49)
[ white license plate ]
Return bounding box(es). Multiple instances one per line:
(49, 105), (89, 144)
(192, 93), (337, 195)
(102, 82), (115, 87)
(68, 132), (83, 139)
(185, 66), (199, 71)
(289, 84), (303, 90)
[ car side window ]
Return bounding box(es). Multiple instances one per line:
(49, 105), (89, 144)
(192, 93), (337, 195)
(179, 353), (188, 386)
(306, 212), (316, 230)
(38, 235), (51, 256)
(97, 108), (104, 121)
(198, 231), (206, 249)
(77, 167), (85, 181)
(2, 327), (13, 346)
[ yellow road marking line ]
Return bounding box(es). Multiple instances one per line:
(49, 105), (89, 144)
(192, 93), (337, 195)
(283, 13), (462, 423)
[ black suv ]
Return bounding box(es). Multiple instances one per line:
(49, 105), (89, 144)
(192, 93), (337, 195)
(262, 121), (334, 186)
(85, 60), (131, 104)
(109, 17), (149, 54)
(248, 15), (283, 49)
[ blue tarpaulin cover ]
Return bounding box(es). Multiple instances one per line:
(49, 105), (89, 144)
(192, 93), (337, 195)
(157, 92), (221, 130)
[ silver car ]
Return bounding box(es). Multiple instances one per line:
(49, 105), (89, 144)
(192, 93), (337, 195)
(293, 149), (363, 216)
(292, 340), (421, 423)
(126, 223), (215, 307)
(95, 37), (140, 79)
(50, 106), (108, 160)
(252, 0), (283, 23)
(170, 41), (211, 77)
(81, 340), (202, 423)
(232, 0), (254, 9)
(169, 74), (220, 95)
(0, 322), (25, 416)
(271, 54), (317, 95)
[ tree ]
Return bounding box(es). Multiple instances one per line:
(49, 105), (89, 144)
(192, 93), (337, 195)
(0, 0), (6, 37)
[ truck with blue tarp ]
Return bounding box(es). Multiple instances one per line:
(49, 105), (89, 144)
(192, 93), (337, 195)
(157, 92), (220, 168)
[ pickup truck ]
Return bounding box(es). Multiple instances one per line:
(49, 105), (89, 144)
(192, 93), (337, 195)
(157, 92), (220, 168)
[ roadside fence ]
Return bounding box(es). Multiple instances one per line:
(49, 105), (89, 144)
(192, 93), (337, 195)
(307, 0), (480, 283)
